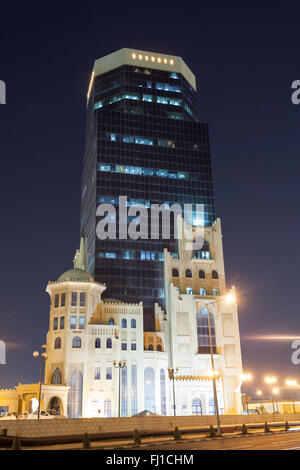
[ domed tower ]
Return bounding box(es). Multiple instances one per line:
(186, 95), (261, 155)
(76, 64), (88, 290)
(44, 267), (106, 417)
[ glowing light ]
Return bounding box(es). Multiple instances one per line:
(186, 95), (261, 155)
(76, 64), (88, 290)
(207, 370), (219, 377)
(257, 390), (262, 396)
(225, 293), (235, 303)
(87, 71), (95, 101)
(241, 373), (252, 382)
(272, 388), (279, 395)
(286, 379), (298, 387)
(244, 335), (300, 341)
(265, 376), (277, 384)
(130, 53), (175, 67)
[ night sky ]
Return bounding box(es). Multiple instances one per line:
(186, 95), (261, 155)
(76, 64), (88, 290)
(1, 2), (300, 398)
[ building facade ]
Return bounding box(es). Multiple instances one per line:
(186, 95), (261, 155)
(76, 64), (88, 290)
(41, 221), (242, 417)
(80, 48), (216, 330)
(0, 48), (243, 418)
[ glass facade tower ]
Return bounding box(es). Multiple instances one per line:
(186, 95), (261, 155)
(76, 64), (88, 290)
(80, 48), (215, 330)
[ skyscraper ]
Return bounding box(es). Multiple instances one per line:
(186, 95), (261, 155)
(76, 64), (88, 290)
(81, 48), (215, 330)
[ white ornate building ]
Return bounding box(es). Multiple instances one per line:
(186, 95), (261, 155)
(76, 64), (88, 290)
(40, 217), (243, 418)
(0, 218), (243, 417)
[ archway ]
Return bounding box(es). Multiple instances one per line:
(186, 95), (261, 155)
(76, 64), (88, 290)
(28, 397), (39, 413)
(48, 396), (63, 415)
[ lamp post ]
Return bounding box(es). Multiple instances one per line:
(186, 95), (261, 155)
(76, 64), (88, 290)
(33, 350), (48, 419)
(168, 367), (178, 416)
(204, 293), (235, 435)
(241, 373), (252, 414)
(272, 388), (279, 413)
(264, 376), (277, 414)
(286, 379), (298, 414)
(256, 390), (263, 413)
(113, 360), (126, 417)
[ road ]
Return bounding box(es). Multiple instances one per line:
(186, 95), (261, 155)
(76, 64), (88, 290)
(2, 429), (300, 450)
(128, 430), (300, 450)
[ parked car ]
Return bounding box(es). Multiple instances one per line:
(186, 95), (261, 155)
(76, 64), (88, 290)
(28, 409), (65, 419)
(0, 412), (18, 420)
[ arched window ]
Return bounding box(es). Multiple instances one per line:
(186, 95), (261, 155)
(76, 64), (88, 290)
(144, 367), (156, 413)
(192, 398), (203, 415)
(185, 269), (192, 278)
(67, 368), (83, 418)
(121, 318), (127, 328)
(160, 369), (167, 415)
(157, 344), (162, 351)
(199, 270), (205, 279)
(104, 399), (112, 418)
(108, 318), (114, 325)
(54, 337), (61, 349)
(148, 344), (154, 350)
(213, 288), (220, 296)
(95, 338), (101, 348)
(202, 240), (210, 252)
(186, 287), (193, 295)
(49, 397), (61, 414)
(131, 365), (137, 416)
(131, 318), (136, 328)
(172, 268), (179, 277)
(200, 287), (207, 296)
(72, 336), (81, 348)
(51, 368), (62, 385)
(197, 307), (216, 354)
(106, 338), (112, 348)
(212, 270), (219, 279)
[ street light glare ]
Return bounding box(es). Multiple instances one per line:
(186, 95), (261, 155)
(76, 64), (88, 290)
(265, 376), (277, 384)
(286, 379), (298, 387)
(241, 373), (252, 381)
(225, 293), (235, 303)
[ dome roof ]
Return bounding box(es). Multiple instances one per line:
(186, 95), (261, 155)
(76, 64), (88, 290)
(57, 268), (94, 283)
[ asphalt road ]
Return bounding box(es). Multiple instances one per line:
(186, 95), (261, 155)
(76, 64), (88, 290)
(2, 429), (300, 451)
(128, 431), (300, 450)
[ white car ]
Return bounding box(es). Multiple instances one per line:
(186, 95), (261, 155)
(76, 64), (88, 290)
(29, 409), (65, 419)
(0, 412), (18, 420)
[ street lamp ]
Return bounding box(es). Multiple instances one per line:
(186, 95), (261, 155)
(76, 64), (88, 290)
(240, 373), (252, 414)
(286, 379), (298, 414)
(265, 376), (277, 384)
(204, 292), (235, 435)
(272, 388), (279, 413)
(256, 390), (263, 412)
(168, 367), (178, 416)
(33, 350), (48, 419)
(113, 360), (126, 417)
(264, 376), (277, 414)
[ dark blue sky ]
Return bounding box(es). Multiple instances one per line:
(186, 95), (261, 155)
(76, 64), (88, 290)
(1, 1), (300, 397)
